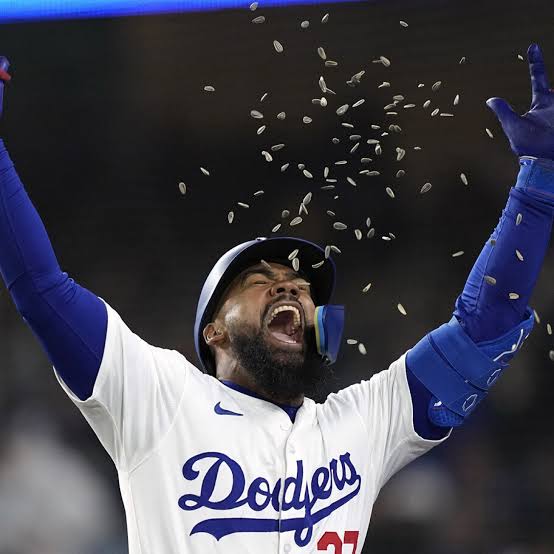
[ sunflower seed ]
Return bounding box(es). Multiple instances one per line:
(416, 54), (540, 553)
(347, 177), (357, 186)
(352, 70), (365, 81)
(320, 97), (328, 107)
(355, 229), (362, 240)
(299, 202), (307, 217)
(386, 186), (395, 198)
(178, 182), (186, 195)
(260, 92), (268, 102)
(251, 109), (264, 119)
(326, 179), (337, 183)
(440, 112), (454, 117)
(228, 211), (234, 223)
(452, 250), (464, 257)
(326, 210), (335, 216)
(485, 128), (494, 138)
(349, 134), (361, 141)
(200, 167), (210, 176)
(301, 20), (309, 28)
(414, 146), (422, 150)
(330, 245), (341, 254)
(252, 15), (265, 23)
(318, 76), (327, 92)
(323, 166), (330, 178)
(378, 82), (391, 88)
(336, 104), (349, 116)
(347, 338), (358, 345)
(534, 309), (541, 324)
(287, 248), (299, 261)
(352, 99), (365, 108)
(516, 213), (523, 225)
(271, 223), (281, 232)
(333, 222), (347, 230)
(358, 343), (367, 355)
(431, 81), (442, 91)
(389, 124), (402, 132)
(384, 103), (396, 110)
(281, 163), (289, 172)
(382, 236), (392, 242)
(367, 228), (375, 238)
(549, 350), (554, 362)
(397, 303), (407, 316)
(431, 108), (439, 116)
(361, 158), (372, 164)
(548, 323), (552, 335)
(317, 46), (327, 60)
(453, 94), (460, 106)
(366, 217), (371, 227)
(362, 282), (372, 293)
(271, 143), (285, 151)
(204, 85), (215, 92)
(321, 13), (329, 23)
(292, 257), (300, 272)
(312, 260), (325, 268)
(253, 190), (264, 196)
(303, 169), (313, 178)
(332, 137), (340, 144)
(341, 122), (354, 128)
(273, 40), (284, 53)
(508, 292), (520, 300)
(249, 1), (258, 9)
(515, 249), (524, 261)
(418, 83), (425, 88)
(256, 125), (266, 135)
(460, 173), (468, 185)
(298, 163), (305, 170)
(325, 60), (338, 67)
(238, 202), (249, 208)
(403, 103), (416, 109)
(277, 111), (286, 120)
(335, 160), (347, 165)
(375, 144), (382, 155)
(350, 143), (359, 154)
(324, 245), (331, 258)
(281, 210), (290, 218)
(359, 170), (370, 175)
(396, 148), (406, 161)
(420, 182), (432, 194)
(380, 56), (391, 67)
(290, 216), (303, 226)
(262, 151), (273, 162)
(396, 170), (405, 178)
(303, 116), (312, 124)
(517, 54), (524, 61)
(459, 56), (466, 64)
(321, 185), (335, 190)
(399, 20), (408, 27)
(484, 275), (497, 286)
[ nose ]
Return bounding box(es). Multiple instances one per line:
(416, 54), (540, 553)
(270, 279), (300, 298)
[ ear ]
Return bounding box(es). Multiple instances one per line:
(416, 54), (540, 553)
(203, 322), (226, 346)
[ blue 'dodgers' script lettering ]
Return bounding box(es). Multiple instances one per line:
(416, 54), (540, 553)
(177, 451), (362, 547)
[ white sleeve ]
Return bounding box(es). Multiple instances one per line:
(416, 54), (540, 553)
(324, 353), (451, 492)
(53, 298), (189, 472)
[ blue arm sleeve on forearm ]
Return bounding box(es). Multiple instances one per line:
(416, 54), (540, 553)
(0, 139), (107, 400)
(454, 159), (554, 343)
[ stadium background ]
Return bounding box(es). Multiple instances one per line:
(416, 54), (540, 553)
(0, 0), (554, 552)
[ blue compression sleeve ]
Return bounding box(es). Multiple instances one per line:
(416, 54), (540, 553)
(454, 157), (554, 342)
(0, 139), (107, 400)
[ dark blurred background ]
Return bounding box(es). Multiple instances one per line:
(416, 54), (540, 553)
(1, 0), (554, 552)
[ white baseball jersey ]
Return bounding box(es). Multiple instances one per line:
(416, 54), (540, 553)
(54, 299), (450, 554)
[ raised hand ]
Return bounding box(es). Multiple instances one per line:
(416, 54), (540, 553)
(0, 57), (11, 119)
(487, 43), (554, 161)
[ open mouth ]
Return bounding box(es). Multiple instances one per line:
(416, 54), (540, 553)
(265, 303), (304, 346)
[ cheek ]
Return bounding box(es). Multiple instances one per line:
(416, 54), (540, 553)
(224, 301), (260, 328)
(304, 302), (316, 327)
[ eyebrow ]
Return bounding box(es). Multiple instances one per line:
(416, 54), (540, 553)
(238, 266), (307, 288)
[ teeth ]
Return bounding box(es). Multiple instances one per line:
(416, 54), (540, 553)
(268, 305), (301, 330)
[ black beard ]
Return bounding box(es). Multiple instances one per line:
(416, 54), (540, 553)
(228, 322), (332, 403)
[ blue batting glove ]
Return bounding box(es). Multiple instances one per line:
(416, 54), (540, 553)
(0, 56), (11, 119)
(487, 44), (554, 161)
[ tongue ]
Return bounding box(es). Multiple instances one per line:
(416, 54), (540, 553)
(270, 331), (297, 344)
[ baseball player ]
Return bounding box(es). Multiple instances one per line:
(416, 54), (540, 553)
(1, 43), (554, 553)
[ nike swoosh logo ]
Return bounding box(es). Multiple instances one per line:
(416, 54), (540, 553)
(214, 402), (243, 417)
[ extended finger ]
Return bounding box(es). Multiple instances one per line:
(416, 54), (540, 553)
(528, 43), (550, 103)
